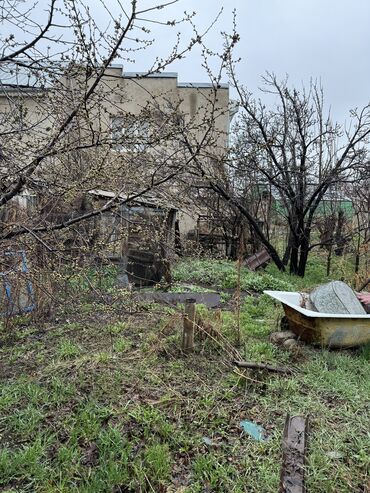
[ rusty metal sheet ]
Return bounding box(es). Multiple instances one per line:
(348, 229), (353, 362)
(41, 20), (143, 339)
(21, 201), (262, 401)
(245, 248), (271, 271)
(280, 415), (309, 493)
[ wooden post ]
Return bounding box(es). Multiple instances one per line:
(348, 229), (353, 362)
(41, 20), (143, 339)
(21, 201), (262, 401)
(182, 298), (196, 352)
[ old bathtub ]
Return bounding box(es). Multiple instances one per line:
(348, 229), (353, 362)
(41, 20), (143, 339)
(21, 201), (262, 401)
(264, 290), (370, 348)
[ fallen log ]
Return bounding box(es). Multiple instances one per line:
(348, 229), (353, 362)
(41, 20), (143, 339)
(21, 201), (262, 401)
(232, 360), (292, 374)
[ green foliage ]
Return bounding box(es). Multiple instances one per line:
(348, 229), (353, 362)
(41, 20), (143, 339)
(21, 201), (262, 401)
(359, 342), (370, 361)
(57, 340), (81, 359)
(6, 405), (44, 437)
(173, 258), (293, 293)
(192, 453), (238, 490)
(113, 337), (130, 353)
(129, 405), (174, 440)
(143, 443), (172, 483)
(66, 401), (114, 442)
(266, 251), (361, 290)
(0, 260), (369, 492)
(64, 265), (119, 293)
(107, 321), (127, 335)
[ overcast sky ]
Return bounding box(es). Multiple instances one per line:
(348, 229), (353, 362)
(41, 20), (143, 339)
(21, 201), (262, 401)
(4, 0), (370, 123)
(115, 0), (370, 123)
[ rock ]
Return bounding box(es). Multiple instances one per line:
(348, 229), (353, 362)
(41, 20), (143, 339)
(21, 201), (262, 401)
(310, 281), (366, 315)
(270, 330), (297, 345)
(283, 338), (299, 350)
(326, 451), (344, 459)
(300, 293), (317, 311)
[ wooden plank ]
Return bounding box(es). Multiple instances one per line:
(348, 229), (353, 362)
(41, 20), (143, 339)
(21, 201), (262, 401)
(280, 415), (309, 493)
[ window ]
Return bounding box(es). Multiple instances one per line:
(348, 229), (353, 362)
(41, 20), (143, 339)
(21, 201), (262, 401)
(110, 116), (149, 152)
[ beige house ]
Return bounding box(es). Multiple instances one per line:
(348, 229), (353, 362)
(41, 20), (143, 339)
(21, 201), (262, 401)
(1, 65), (235, 281)
(1, 64), (233, 236)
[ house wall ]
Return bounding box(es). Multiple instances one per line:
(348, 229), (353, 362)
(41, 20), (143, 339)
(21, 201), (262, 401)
(0, 67), (231, 244)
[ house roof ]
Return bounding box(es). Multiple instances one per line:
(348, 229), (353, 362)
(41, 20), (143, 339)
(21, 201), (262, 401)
(0, 61), (57, 90)
(112, 66), (228, 89)
(0, 62), (228, 92)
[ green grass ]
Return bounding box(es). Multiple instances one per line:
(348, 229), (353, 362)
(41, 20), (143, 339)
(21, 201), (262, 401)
(0, 255), (369, 492)
(57, 340), (81, 359)
(173, 251), (365, 295)
(173, 258), (294, 292)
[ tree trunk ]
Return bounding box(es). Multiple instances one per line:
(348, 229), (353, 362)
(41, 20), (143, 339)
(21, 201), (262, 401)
(289, 239), (299, 275)
(283, 231), (293, 266)
(297, 242), (309, 277)
(334, 209), (345, 256)
(209, 181), (286, 272)
(326, 244), (333, 276)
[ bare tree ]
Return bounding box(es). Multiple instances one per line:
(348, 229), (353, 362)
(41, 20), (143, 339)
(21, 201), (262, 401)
(207, 70), (370, 276)
(0, 0), (226, 248)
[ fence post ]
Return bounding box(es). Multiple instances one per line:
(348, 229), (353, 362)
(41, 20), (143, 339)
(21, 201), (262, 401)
(182, 298), (196, 352)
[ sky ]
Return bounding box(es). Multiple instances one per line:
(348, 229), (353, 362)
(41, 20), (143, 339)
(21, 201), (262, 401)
(3, 0), (370, 123)
(112, 0), (370, 124)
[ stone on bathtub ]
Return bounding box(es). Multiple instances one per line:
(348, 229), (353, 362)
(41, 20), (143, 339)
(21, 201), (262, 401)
(310, 281), (366, 315)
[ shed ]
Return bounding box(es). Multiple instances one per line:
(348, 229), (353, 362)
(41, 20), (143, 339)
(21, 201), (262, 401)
(88, 190), (178, 286)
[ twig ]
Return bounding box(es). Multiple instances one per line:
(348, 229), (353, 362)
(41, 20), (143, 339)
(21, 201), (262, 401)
(359, 278), (370, 292)
(232, 360), (293, 374)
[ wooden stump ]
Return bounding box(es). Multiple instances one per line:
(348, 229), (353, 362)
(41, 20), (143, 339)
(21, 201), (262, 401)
(182, 298), (196, 352)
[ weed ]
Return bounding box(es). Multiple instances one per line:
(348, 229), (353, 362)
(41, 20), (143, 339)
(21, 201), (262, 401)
(0, 255), (368, 492)
(144, 443), (172, 483)
(108, 321), (127, 335)
(113, 337), (130, 353)
(129, 405), (174, 441)
(57, 340), (81, 359)
(94, 351), (111, 363)
(173, 259), (293, 292)
(359, 342), (370, 361)
(192, 453), (237, 491)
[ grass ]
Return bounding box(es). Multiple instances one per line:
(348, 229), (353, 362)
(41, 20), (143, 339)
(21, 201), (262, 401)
(173, 250), (366, 294)
(265, 249), (366, 291)
(0, 254), (369, 492)
(172, 258), (294, 292)
(57, 340), (81, 359)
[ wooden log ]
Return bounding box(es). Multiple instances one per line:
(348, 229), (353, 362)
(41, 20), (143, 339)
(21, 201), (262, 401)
(280, 415), (309, 493)
(232, 360), (292, 374)
(182, 298), (196, 352)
